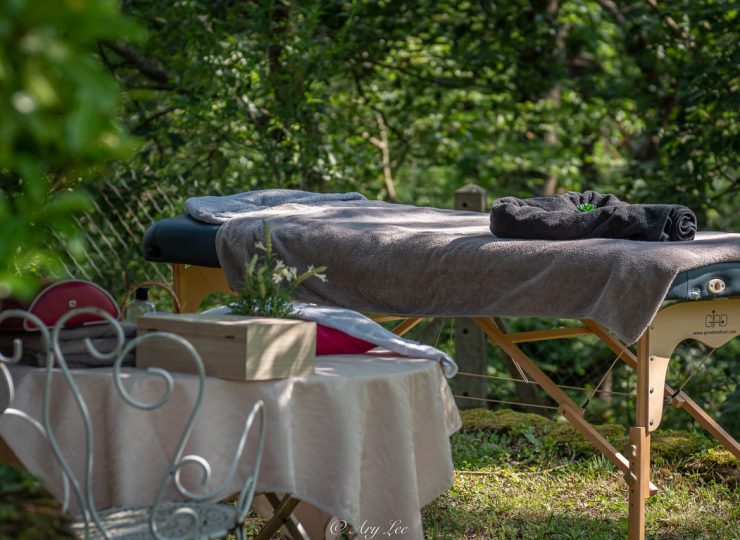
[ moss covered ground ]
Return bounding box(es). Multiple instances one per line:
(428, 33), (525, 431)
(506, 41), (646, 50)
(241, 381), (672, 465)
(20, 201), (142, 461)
(421, 408), (739, 539)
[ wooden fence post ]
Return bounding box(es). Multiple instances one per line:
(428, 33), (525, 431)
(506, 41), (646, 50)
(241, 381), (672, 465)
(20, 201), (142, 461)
(453, 184), (489, 409)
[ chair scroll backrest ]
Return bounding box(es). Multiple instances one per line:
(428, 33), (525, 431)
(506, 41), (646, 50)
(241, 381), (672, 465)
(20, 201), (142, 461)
(0, 308), (266, 540)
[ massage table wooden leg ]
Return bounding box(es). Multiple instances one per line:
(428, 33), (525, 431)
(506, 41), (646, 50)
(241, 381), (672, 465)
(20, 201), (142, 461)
(391, 317), (424, 336)
(470, 313), (740, 538)
(471, 317), (656, 491)
(627, 426), (650, 540)
(584, 311), (740, 460)
(468, 316), (660, 537)
(171, 263), (233, 312)
(627, 332), (653, 540)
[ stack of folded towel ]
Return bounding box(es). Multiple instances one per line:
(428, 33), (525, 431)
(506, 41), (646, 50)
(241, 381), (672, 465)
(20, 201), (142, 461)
(0, 322), (137, 368)
(489, 190), (697, 241)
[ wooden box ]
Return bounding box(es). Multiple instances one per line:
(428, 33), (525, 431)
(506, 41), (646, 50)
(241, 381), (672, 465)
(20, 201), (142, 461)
(136, 313), (316, 380)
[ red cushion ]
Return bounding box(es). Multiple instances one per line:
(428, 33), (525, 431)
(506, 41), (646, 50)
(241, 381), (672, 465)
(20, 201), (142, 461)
(22, 280), (120, 331)
(316, 324), (375, 355)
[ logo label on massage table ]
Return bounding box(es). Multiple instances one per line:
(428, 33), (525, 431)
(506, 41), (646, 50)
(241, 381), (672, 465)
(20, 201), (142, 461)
(694, 309), (735, 337)
(705, 310), (728, 328)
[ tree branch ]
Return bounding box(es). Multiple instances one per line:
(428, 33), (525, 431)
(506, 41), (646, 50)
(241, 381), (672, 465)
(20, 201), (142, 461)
(645, 0), (692, 42)
(351, 68), (409, 151)
(365, 114), (397, 201)
(596, 0), (627, 26)
(102, 41), (174, 84)
(131, 105), (182, 134)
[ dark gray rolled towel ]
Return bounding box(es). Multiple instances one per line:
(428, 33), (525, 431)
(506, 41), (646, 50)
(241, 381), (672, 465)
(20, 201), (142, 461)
(489, 190), (697, 241)
(663, 206), (697, 241)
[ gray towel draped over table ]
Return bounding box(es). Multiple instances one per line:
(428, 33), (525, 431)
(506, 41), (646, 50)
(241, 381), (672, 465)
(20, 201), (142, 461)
(212, 200), (740, 344)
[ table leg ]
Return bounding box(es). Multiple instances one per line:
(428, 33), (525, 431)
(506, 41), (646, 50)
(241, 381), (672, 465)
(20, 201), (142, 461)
(256, 494), (303, 540)
(171, 263), (232, 313)
(627, 427), (650, 540)
(584, 318), (740, 459)
(627, 332), (652, 540)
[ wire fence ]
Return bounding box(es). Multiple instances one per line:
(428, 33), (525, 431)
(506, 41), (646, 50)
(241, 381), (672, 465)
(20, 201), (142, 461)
(56, 174), (226, 307)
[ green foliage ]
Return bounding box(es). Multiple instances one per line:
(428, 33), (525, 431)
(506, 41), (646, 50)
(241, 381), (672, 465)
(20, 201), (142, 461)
(108, 0), (737, 222)
(0, 0), (142, 299)
(91, 0), (737, 312)
(0, 463), (74, 539)
(687, 447), (740, 485)
(228, 223), (326, 318)
(82, 0), (736, 298)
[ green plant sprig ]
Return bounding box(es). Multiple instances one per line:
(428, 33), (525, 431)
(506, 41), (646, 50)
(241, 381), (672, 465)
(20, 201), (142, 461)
(229, 222), (326, 318)
(575, 202), (596, 213)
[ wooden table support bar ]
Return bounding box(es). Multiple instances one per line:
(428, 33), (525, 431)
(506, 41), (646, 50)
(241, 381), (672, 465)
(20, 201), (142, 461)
(259, 494), (309, 540)
(584, 316), (740, 460)
(471, 318), (585, 415)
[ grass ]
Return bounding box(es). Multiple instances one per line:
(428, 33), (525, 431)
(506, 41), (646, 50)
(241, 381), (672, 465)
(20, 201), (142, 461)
(4, 407), (737, 539)
(421, 409), (739, 539)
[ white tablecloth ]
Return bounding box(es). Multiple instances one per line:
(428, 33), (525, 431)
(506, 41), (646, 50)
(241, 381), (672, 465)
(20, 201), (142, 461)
(0, 354), (460, 539)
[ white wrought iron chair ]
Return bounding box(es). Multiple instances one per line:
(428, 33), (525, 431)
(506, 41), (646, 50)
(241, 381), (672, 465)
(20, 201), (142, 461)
(0, 308), (266, 540)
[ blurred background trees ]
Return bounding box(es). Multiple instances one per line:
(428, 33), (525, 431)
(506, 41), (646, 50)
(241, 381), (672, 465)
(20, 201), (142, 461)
(0, 0), (737, 432)
(109, 0), (738, 222)
(0, 0), (141, 300)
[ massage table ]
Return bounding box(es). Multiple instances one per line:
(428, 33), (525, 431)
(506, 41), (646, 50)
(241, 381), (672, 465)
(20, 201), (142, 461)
(142, 207), (740, 540)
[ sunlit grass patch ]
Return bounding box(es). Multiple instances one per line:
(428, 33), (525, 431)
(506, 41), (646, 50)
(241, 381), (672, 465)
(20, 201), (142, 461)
(422, 409), (739, 539)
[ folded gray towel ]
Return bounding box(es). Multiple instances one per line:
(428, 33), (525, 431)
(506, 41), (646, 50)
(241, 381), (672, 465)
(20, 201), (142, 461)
(186, 189), (368, 224)
(0, 322), (137, 368)
(489, 191), (697, 242)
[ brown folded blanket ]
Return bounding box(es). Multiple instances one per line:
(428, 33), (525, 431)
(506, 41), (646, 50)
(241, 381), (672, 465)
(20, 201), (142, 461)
(0, 322), (137, 368)
(489, 191), (697, 242)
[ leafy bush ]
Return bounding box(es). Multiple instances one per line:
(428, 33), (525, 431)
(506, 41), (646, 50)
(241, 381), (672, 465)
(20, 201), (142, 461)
(0, 0), (142, 300)
(0, 463), (74, 539)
